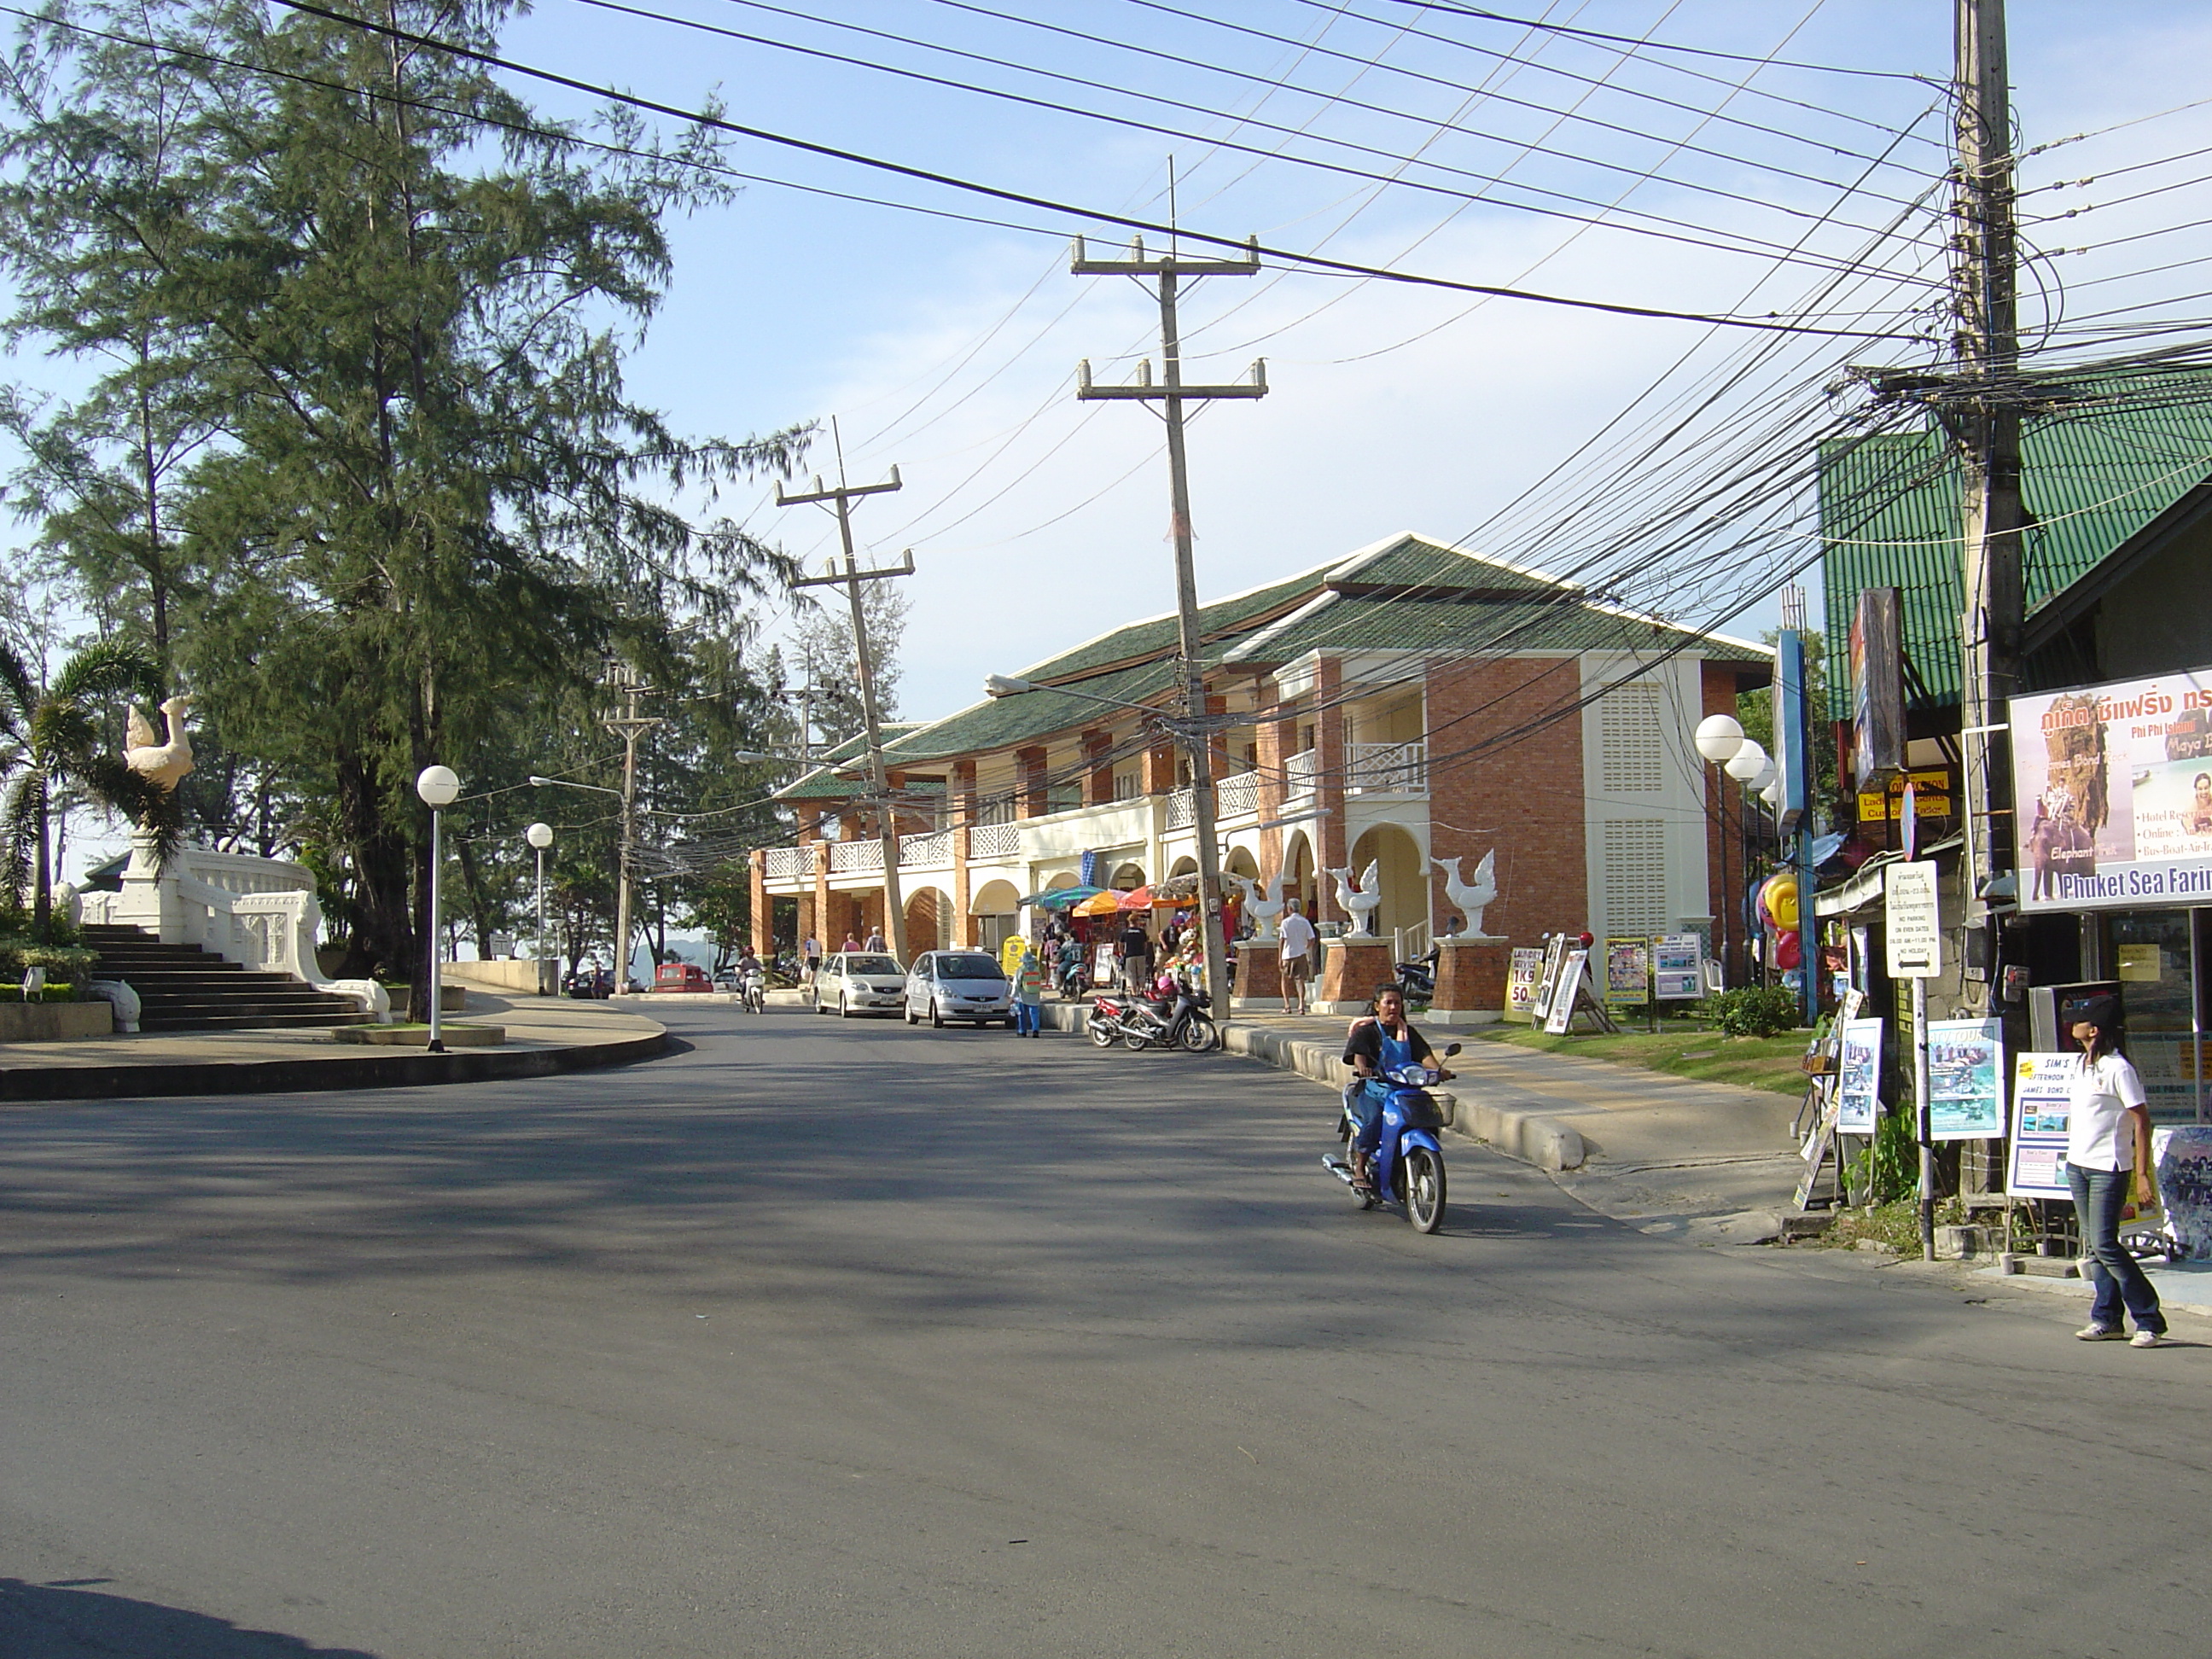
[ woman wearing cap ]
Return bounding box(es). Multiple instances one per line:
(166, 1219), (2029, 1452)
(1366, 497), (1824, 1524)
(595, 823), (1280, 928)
(2067, 998), (2166, 1347)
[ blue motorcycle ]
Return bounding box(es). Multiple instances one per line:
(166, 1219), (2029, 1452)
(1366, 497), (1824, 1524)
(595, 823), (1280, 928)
(1322, 1043), (1459, 1234)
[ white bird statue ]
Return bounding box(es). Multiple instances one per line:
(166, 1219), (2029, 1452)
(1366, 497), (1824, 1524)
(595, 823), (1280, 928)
(125, 695), (195, 795)
(1238, 869), (1288, 940)
(1327, 860), (1383, 936)
(1432, 850), (1500, 939)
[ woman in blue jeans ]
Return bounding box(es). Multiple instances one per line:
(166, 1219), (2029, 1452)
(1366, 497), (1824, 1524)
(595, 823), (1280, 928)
(2066, 999), (2165, 1347)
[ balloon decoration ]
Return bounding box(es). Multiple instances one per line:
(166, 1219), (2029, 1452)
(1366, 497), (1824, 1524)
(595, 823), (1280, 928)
(1773, 930), (1803, 970)
(1757, 872), (1801, 934)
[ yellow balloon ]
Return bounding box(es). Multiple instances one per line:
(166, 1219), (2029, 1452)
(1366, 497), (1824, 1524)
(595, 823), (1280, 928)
(1763, 873), (1800, 933)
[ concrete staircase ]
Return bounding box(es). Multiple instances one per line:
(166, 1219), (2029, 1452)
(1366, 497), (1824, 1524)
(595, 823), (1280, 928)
(84, 923), (377, 1032)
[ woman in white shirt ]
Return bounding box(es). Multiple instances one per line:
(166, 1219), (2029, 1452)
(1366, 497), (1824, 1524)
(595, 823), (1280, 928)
(2065, 998), (2165, 1347)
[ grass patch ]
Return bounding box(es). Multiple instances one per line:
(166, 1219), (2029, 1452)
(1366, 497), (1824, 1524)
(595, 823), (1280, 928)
(1474, 1022), (1812, 1095)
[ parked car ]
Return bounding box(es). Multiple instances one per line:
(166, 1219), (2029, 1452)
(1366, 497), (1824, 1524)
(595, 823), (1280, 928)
(655, 962), (711, 992)
(813, 952), (908, 1017)
(711, 967), (741, 992)
(904, 951), (1015, 1028)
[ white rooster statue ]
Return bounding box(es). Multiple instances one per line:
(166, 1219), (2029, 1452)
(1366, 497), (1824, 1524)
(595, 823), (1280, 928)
(1231, 870), (1288, 940)
(1326, 860), (1383, 936)
(1431, 850), (1500, 939)
(125, 695), (195, 796)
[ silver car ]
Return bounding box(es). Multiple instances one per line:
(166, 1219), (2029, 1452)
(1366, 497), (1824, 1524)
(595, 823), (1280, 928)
(904, 952), (1015, 1028)
(814, 952), (908, 1017)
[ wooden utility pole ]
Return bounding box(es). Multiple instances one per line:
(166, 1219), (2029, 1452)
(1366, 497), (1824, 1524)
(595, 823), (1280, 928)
(601, 661), (663, 992)
(1072, 230), (1267, 1003)
(1954, 0), (2023, 987)
(779, 440), (916, 960)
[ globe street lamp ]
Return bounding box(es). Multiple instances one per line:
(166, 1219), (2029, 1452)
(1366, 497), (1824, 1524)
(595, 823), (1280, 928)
(527, 821), (554, 988)
(416, 765), (461, 1051)
(1693, 715), (1746, 987)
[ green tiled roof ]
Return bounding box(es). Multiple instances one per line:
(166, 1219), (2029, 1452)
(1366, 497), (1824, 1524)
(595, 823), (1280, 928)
(1820, 382), (2212, 719)
(1014, 568), (1326, 683)
(1226, 593), (1769, 666)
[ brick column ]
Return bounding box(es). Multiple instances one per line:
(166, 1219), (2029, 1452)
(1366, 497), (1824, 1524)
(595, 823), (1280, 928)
(1314, 659), (1350, 927)
(1425, 937), (1511, 1027)
(749, 848), (771, 959)
(1016, 746), (1048, 818)
(1234, 947), (1284, 1010)
(1318, 935), (1394, 1015)
(1083, 727), (1114, 806)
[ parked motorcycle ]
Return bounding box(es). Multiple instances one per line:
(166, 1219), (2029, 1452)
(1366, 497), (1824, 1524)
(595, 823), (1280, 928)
(1394, 949), (1438, 1002)
(1086, 987), (1219, 1053)
(1323, 1043), (1460, 1233)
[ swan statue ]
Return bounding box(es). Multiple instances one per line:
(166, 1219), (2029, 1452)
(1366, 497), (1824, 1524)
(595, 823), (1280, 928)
(1235, 870), (1288, 940)
(1326, 860), (1383, 936)
(1431, 850), (1500, 939)
(125, 695), (195, 795)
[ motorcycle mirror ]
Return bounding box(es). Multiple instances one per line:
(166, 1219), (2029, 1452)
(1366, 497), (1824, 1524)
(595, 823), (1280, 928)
(1443, 1042), (1463, 1057)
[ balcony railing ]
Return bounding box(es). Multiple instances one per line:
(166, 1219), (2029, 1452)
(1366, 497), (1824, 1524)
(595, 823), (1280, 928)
(1347, 740), (1427, 794)
(967, 820), (1019, 861)
(1284, 749), (1318, 797)
(899, 830), (952, 868)
(1217, 770), (1260, 818)
(1164, 787), (1196, 830)
(765, 845), (809, 881)
(828, 838), (883, 874)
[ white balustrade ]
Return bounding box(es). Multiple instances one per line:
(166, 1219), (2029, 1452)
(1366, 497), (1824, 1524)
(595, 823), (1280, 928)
(967, 821), (1019, 861)
(899, 830), (952, 868)
(1217, 770), (1260, 818)
(1284, 749), (1318, 797)
(764, 844), (809, 880)
(1346, 740), (1428, 793)
(1164, 787), (1196, 830)
(829, 838), (883, 873)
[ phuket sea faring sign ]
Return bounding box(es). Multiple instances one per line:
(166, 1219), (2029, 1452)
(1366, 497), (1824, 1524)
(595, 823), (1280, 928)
(2011, 665), (2212, 911)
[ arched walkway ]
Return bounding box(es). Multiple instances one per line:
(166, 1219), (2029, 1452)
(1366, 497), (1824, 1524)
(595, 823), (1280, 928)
(1280, 830), (1317, 921)
(970, 878), (1022, 954)
(1349, 823), (1429, 941)
(904, 888), (951, 955)
(1109, 861), (1146, 891)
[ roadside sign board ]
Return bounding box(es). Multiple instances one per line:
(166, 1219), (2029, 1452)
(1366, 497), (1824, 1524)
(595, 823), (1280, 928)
(1883, 860), (1942, 979)
(1652, 934), (1703, 1000)
(2007, 1052), (2080, 1197)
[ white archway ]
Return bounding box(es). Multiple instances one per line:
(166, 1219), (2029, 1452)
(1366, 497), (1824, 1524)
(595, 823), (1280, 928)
(1109, 861), (1146, 890)
(1349, 822), (1429, 941)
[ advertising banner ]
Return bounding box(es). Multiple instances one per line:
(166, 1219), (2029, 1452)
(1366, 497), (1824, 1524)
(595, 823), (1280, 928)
(2011, 664), (2212, 911)
(1505, 947), (1545, 1022)
(1603, 936), (1650, 1009)
(1925, 1017), (2004, 1138)
(1837, 1018), (1885, 1135)
(1652, 934), (1703, 1000)
(1850, 586), (1905, 792)
(1528, 934), (1569, 1024)
(2008, 1052), (2081, 1198)
(1543, 950), (1588, 1035)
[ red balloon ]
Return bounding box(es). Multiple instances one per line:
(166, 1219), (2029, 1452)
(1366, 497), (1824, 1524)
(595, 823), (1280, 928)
(1774, 931), (1803, 969)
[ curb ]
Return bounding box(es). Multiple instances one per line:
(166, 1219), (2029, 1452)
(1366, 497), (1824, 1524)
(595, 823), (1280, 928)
(1039, 1000), (1586, 1172)
(0, 1024), (674, 1103)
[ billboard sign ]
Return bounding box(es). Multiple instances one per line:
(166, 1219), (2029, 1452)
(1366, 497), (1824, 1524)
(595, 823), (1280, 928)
(2010, 665), (2212, 912)
(1849, 587), (1905, 792)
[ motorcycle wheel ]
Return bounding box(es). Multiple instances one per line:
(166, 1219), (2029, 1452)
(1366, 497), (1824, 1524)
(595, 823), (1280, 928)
(1403, 1148), (1447, 1234)
(1179, 1016), (1219, 1053)
(1123, 1029), (1151, 1051)
(1086, 1018), (1116, 1049)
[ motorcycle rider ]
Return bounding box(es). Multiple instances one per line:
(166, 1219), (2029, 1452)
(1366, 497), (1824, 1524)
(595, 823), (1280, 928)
(735, 945), (764, 1007)
(1342, 986), (1452, 1193)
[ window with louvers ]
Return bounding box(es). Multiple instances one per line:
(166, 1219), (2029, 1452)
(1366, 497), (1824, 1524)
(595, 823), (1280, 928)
(1602, 818), (1670, 935)
(1599, 684), (1666, 793)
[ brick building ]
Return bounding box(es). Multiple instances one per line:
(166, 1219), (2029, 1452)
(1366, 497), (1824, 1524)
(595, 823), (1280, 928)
(753, 533), (1770, 974)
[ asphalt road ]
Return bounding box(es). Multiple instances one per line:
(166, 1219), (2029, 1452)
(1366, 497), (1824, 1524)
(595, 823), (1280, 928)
(2, 1004), (2205, 1657)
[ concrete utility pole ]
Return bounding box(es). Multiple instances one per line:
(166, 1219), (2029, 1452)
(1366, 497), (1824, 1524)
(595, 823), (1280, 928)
(1954, 0), (2023, 993)
(602, 661), (663, 992)
(778, 437), (916, 962)
(1072, 228), (1267, 1004)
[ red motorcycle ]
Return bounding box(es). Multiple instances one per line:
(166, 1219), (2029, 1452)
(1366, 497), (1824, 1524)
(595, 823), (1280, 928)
(1085, 987), (1219, 1053)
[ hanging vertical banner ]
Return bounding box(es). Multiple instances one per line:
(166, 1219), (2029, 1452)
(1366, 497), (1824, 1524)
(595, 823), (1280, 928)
(1925, 1017), (2004, 1138)
(1837, 1018), (1885, 1134)
(1850, 586), (1905, 792)
(2008, 1052), (2081, 1197)
(1776, 628), (1810, 837)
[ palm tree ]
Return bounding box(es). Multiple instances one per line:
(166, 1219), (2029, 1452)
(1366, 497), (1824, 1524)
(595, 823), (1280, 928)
(0, 639), (178, 940)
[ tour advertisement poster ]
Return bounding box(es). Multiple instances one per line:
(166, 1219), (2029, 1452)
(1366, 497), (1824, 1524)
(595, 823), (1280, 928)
(1652, 934), (1703, 1000)
(1837, 1018), (1885, 1135)
(2007, 1051), (2081, 1198)
(2011, 665), (2212, 911)
(1925, 1017), (2005, 1138)
(1505, 947), (1545, 1022)
(1603, 936), (1650, 1008)
(2151, 1126), (2212, 1260)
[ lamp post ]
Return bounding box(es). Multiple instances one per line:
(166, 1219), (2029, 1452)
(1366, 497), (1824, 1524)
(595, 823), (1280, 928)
(527, 821), (554, 990)
(1695, 715), (1745, 987)
(1726, 738), (1770, 986)
(416, 765), (461, 1052)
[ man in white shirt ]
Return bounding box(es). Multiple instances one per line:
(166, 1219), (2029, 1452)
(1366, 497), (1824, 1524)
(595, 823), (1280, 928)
(2065, 998), (2166, 1346)
(1278, 899), (1318, 1017)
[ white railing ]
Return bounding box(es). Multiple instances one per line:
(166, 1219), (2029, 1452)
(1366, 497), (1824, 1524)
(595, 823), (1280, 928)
(765, 845), (809, 880)
(1165, 787), (1196, 830)
(829, 838), (882, 873)
(968, 820), (1019, 861)
(1394, 921), (1432, 963)
(78, 836), (390, 1021)
(1347, 740), (1427, 793)
(899, 830), (952, 868)
(1284, 749), (1318, 797)
(1218, 770), (1260, 818)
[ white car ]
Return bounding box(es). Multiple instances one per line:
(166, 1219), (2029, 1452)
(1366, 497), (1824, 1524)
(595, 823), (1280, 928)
(903, 951), (1015, 1028)
(813, 952), (908, 1017)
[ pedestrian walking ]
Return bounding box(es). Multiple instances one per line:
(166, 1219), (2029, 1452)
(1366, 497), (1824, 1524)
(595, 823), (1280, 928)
(1116, 916), (1154, 996)
(841, 932), (860, 954)
(1278, 899), (1317, 1016)
(2067, 998), (2166, 1346)
(1012, 945), (1045, 1037)
(801, 933), (822, 983)
(864, 926), (886, 952)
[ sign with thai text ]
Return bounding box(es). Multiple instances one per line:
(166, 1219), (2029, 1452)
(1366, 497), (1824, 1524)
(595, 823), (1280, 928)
(1883, 860), (1941, 978)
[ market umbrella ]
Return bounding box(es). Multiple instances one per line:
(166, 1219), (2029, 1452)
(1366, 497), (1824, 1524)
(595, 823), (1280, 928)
(1074, 890), (1125, 917)
(1151, 872), (1201, 905)
(1116, 885), (1155, 911)
(1022, 885), (1103, 911)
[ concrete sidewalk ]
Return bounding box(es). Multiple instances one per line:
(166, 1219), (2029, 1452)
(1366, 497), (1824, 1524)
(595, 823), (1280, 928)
(1042, 998), (1804, 1227)
(0, 991), (671, 1102)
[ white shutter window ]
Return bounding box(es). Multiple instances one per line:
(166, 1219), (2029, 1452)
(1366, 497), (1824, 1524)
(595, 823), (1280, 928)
(1601, 818), (1670, 935)
(1599, 683), (1666, 793)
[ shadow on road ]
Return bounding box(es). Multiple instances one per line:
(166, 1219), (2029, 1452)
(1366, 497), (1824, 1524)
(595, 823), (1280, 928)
(0, 1579), (378, 1657)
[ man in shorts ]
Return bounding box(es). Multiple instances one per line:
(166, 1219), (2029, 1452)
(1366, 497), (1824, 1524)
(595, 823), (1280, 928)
(1278, 898), (1317, 1016)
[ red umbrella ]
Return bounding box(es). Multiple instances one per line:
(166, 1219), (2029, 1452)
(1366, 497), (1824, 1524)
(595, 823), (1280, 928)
(1116, 885), (1155, 911)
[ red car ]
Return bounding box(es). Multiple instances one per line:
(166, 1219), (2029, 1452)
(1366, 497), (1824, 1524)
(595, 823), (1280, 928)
(654, 962), (711, 992)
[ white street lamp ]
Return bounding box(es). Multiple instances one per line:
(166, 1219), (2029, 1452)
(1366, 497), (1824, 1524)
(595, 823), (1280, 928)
(1724, 738), (1768, 783)
(527, 821), (554, 988)
(1694, 713), (1745, 765)
(1749, 755), (1778, 793)
(416, 765), (461, 1051)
